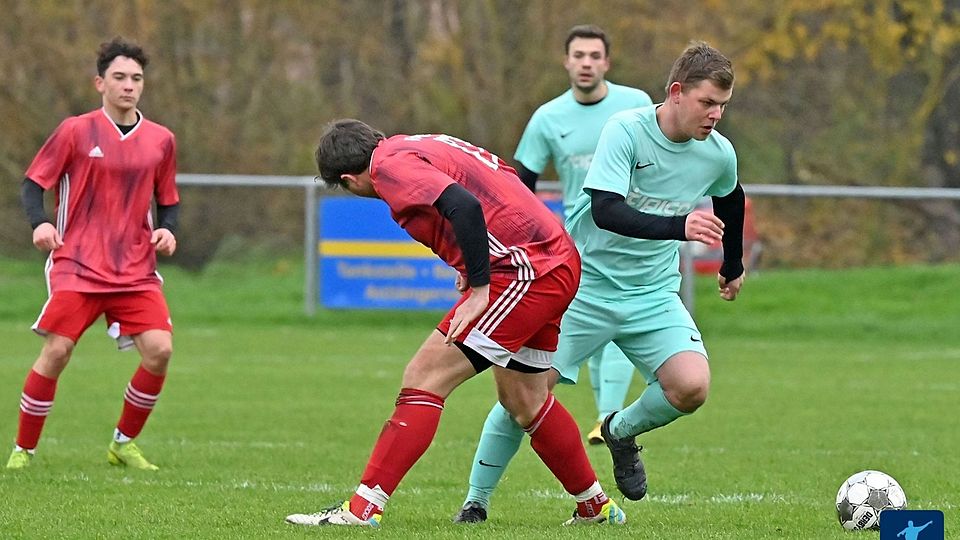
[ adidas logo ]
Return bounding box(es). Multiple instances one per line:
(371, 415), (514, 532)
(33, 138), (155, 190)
(88, 146), (104, 158)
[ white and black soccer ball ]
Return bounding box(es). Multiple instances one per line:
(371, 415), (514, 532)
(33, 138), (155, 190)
(836, 470), (907, 530)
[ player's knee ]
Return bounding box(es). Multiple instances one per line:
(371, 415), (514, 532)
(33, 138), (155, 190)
(141, 341), (173, 369)
(666, 380), (709, 413)
(496, 391), (540, 427)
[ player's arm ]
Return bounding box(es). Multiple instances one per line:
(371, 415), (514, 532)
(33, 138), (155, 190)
(20, 177), (62, 251)
(590, 189), (723, 243)
(711, 182), (745, 282)
(434, 183), (491, 343)
(152, 202), (180, 256)
(515, 162), (540, 193)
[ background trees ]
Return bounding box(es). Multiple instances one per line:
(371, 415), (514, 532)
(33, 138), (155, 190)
(1, 0), (957, 267)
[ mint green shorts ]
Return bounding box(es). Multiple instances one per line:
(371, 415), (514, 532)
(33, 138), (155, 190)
(552, 290), (707, 385)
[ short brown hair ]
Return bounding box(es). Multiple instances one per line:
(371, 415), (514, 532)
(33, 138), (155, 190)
(315, 119), (385, 187)
(564, 24), (610, 56)
(97, 36), (148, 76)
(665, 41), (734, 93)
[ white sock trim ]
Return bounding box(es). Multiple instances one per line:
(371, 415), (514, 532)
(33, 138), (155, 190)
(113, 429), (132, 444)
(574, 481), (603, 503)
(356, 483), (390, 509)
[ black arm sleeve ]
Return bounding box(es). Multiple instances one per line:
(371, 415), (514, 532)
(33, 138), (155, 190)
(515, 162), (540, 193)
(711, 182), (745, 281)
(433, 183), (490, 287)
(20, 178), (50, 229)
(156, 203), (180, 235)
(591, 189), (687, 240)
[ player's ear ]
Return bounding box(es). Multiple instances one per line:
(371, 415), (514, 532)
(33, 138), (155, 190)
(667, 81), (683, 103)
(340, 173), (356, 189)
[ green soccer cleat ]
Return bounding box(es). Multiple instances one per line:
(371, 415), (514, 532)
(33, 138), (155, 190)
(562, 499), (627, 526)
(107, 441), (159, 471)
(6, 449), (32, 469)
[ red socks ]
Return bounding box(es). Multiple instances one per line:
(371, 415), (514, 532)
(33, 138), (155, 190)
(349, 388), (444, 520)
(15, 370), (57, 450)
(116, 365), (166, 439)
(524, 394), (602, 499)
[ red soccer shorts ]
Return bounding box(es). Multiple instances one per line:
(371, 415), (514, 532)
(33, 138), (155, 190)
(438, 254), (580, 370)
(32, 290), (172, 350)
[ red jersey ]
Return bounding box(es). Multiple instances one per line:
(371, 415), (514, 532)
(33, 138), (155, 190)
(25, 108), (179, 293)
(369, 134), (576, 281)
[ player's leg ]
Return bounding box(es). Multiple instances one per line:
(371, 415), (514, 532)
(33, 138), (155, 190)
(589, 342), (635, 444)
(286, 329), (477, 527)
(609, 351), (708, 438)
(494, 365), (623, 525)
(8, 292), (100, 469)
(456, 287), (612, 521)
(586, 354), (601, 441)
(601, 294), (708, 499)
(454, 401), (521, 522)
(488, 263), (622, 525)
(104, 291), (174, 471)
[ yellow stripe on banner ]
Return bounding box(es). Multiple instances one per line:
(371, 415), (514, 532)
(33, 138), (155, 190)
(319, 240), (434, 258)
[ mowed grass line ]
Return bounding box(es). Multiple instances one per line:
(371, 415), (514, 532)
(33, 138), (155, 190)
(0, 257), (958, 539)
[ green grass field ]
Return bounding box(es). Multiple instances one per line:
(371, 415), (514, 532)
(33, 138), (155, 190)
(0, 256), (957, 539)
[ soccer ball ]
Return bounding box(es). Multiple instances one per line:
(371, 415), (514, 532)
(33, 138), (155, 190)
(836, 470), (907, 530)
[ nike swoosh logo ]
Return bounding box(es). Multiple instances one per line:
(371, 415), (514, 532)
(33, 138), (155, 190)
(478, 460), (502, 468)
(559, 130), (574, 138)
(635, 162), (654, 170)
(690, 336), (702, 342)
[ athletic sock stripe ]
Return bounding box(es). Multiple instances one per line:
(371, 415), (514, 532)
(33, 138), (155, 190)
(20, 394), (53, 408)
(395, 399), (444, 410)
(524, 394), (556, 435)
(125, 385), (159, 402)
(124, 386), (158, 409)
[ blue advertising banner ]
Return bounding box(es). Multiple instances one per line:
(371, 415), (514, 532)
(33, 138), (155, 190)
(317, 195), (564, 310)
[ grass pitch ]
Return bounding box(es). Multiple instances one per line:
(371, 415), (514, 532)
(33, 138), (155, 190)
(0, 256), (957, 539)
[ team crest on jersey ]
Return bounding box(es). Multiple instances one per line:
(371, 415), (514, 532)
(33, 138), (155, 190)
(88, 146), (104, 158)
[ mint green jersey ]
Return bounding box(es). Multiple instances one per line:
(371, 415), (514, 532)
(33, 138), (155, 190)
(567, 105), (738, 296)
(514, 82), (652, 216)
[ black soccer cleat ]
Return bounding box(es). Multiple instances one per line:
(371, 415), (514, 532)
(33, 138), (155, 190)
(452, 501), (488, 524)
(600, 412), (647, 501)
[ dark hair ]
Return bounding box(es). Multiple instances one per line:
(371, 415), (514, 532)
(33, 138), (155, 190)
(315, 119), (385, 187)
(97, 36), (148, 76)
(564, 24), (610, 56)
(666, 41), (734, 92)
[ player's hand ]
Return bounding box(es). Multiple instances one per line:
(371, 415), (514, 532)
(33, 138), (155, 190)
(152, 228), (177, 256)
(445, 284), (489, 344)
(718, 272), (744, 301)
(32, 222), (63, 251)
(685, 210), (724, 245)
(455, 273), (468, 292)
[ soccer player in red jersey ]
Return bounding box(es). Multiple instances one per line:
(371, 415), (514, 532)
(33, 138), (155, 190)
(5, 37), (179, 471)
(284, 119), (627, 527)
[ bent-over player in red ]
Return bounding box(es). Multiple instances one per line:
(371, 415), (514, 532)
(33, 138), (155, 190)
(283, 119), (626, 527)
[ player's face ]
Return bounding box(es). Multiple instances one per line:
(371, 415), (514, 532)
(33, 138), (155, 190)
(672, 80), (732, 141)
(95, 56), (144, 117)
(564, 37), (609, 93)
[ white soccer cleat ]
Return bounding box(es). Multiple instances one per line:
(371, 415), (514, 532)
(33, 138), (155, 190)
(285, 501), (381, 527)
